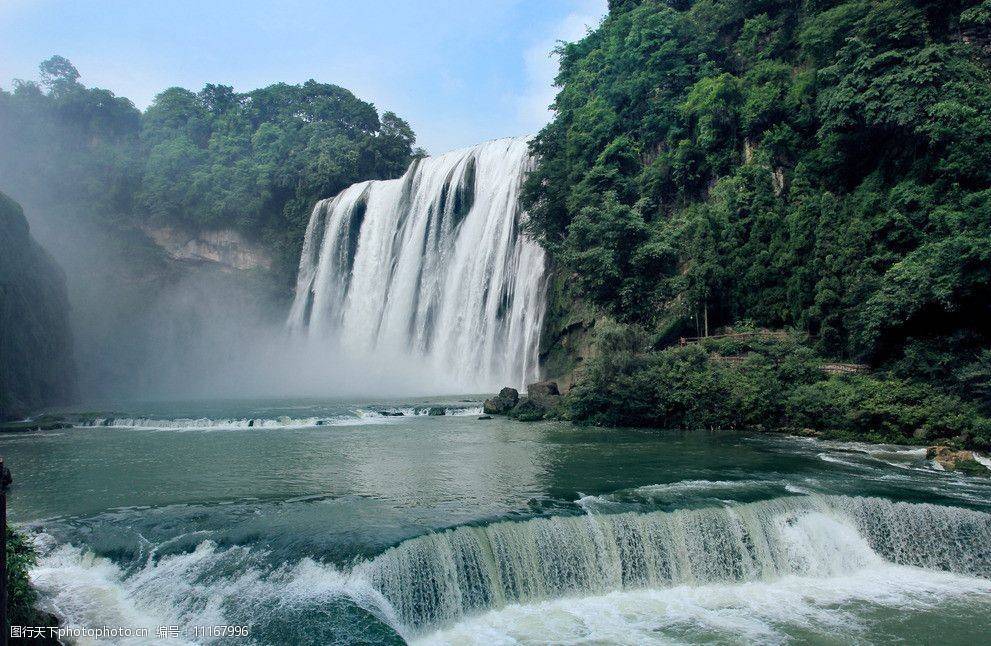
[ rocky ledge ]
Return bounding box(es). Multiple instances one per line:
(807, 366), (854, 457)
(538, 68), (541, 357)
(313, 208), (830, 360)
(927, 446), (990, 476)
(484, 381), (564, 421)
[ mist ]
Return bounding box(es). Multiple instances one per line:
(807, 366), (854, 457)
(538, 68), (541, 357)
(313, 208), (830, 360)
(0, 57), (430, 405)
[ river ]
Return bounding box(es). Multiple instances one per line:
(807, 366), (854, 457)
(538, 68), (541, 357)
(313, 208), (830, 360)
(5, 398), (991, 644)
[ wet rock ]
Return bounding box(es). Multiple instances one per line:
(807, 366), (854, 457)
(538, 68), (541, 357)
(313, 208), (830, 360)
(526, 380), (562, 410)
(927, 446), (990, 476)
(378, 411), (404, 416)
(428, 406), (447, 416)
(483, 387), (519, 415)
(477, 415), (492, 420)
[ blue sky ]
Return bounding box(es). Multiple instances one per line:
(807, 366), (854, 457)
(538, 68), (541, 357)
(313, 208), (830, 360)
(0, 0), (607, 154)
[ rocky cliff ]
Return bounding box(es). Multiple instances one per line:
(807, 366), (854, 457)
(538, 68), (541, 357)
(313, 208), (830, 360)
(0, 193), (74, 420)
(141, 224), (273, 272)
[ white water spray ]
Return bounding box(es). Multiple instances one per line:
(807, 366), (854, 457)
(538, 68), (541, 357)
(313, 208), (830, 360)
(288, 137), (546, 390)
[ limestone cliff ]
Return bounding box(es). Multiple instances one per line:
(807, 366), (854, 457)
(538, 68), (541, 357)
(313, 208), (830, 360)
(0, 193), (74, 420)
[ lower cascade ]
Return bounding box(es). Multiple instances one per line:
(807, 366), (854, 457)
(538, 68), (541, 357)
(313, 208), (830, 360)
(357, 495), (991, 635)
(288, 137), (547, 390)
(29, 494), (991, 642)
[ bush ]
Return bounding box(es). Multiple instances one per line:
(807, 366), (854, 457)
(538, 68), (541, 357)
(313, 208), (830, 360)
(6, 526), (51, 629)
(568, 325), (991, 449)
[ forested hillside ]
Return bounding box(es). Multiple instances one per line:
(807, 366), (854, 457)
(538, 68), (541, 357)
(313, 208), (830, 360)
(0, 57), (418, 400)
(0, 56), (417, 278)
(527, 0), (991, 447)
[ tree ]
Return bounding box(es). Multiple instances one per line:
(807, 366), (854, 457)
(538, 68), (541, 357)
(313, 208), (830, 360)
(38, 55), (79, 95)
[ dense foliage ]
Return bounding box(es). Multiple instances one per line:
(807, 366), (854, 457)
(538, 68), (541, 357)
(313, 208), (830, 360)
(569, 323), (991, 448)
(0, 56), (417, 278)
(526, 0), (991, 441)
(6, 526), (54, 630)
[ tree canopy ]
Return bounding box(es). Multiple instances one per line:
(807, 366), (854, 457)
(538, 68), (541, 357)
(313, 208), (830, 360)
(525, 0), (991, 416)
(0, 57), (417, 277)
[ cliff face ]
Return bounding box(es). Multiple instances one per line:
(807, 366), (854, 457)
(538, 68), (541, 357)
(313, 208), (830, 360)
(0, 193), (74, 420)
(141, 224), (273, 272)
(537, 265), (601, 393)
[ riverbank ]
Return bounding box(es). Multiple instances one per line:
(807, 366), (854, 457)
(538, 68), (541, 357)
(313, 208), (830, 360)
(7, 407), (991, 644)
(492, 325), (991, 475)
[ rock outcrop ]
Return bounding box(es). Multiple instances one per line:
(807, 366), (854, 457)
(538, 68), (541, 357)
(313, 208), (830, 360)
(527, 380), (562, 409)
(141, 224), (273, 271)
(481, 381), (565, 422)
(927, 446), (990, 476)
(0, 193), (75, 420)
(483, 387), (519, 415)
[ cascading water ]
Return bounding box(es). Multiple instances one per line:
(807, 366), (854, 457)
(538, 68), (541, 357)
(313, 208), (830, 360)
(356, 494), (991, 634)
(31, 494), (991, 643)
(288, 137), (546, 390)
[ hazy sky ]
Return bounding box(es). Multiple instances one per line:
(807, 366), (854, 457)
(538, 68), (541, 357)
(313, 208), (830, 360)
(0, 0), (607, 154)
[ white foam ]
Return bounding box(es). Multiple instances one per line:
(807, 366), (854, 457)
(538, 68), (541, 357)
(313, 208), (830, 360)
(74, 407), (484, 431)
(414, 565), (991, 645)
(31, 496), (991, 643)
(31, 538), (399, 645)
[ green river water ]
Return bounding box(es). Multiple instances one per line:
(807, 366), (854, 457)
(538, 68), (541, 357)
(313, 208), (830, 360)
(4, 397), (990, 645)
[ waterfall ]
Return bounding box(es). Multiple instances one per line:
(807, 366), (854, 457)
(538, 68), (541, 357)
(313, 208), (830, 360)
(355, 495), (991, 633)
(30, 494), (991, 642)
(288, 137), (547, 390)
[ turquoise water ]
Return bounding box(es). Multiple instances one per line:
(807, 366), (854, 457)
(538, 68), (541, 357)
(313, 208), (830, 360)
(5, 398), (991, 645)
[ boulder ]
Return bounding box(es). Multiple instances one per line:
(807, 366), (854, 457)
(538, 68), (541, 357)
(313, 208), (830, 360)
(508, 398), (546, 422)
(927, 446), (989, 476)
(483, 387), (519, 415)
(428, 406), (447, 416)
(526, 381), (562, 410)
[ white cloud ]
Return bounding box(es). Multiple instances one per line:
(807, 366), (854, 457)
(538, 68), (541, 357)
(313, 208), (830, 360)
(517, 0), (607, 134)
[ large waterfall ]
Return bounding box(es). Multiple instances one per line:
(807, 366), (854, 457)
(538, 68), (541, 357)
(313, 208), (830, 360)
(288, 137), (546, 390)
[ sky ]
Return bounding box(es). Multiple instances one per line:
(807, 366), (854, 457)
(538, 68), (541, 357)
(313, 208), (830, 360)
(0, 0), (607, 154)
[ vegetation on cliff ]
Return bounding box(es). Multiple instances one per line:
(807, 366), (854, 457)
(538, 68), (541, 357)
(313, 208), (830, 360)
(525, 0), (991, 447)
(569, 323), (991, 447)
(5, 526), (55, 631)
(0, 56), (418, 279)
(0, 192), (74, 420)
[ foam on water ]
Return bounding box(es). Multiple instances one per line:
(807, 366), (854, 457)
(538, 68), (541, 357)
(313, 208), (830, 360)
(415, 565), (991, 645)
(72, 407), (483, 430)
(30, 495), (991, 643)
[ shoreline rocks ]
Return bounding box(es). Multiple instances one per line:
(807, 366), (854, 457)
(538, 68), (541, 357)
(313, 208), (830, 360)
(483, 382), (564, 421)
(927, 445), (990, 476)
(483, 388), (519, 415)
(526, 381), (562, 410)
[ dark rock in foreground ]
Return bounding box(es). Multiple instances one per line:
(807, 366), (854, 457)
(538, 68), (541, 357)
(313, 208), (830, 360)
(477, 415), (492, 420)
(484, 382), (564, 421)
(483, 387), (519, 415)
(527, 380), (562, 410)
